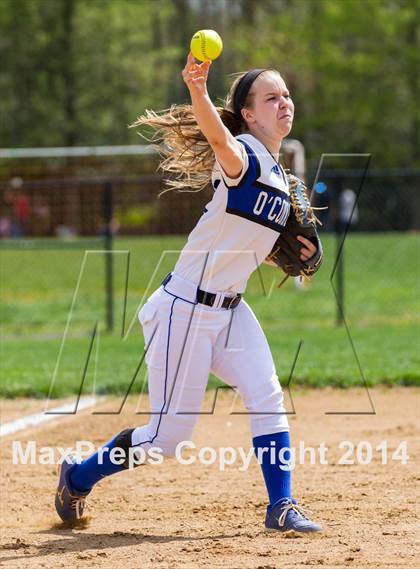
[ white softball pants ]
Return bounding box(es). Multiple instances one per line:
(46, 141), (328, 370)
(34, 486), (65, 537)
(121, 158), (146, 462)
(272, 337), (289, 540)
(132, 272), (289, 456)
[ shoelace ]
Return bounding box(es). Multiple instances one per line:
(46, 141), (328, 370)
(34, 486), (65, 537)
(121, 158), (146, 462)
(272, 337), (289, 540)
(70, 495), (86, 518)
(277, 501), (308, 527)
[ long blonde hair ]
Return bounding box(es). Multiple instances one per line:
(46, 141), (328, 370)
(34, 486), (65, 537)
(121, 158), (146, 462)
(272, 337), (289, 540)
(130, 70), (277, 193)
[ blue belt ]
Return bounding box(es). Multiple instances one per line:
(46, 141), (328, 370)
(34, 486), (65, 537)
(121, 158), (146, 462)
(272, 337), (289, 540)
(162, 273), (241, 310)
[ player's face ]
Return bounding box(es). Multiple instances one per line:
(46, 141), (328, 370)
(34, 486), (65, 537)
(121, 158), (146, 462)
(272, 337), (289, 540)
(243, 72), (294, 141)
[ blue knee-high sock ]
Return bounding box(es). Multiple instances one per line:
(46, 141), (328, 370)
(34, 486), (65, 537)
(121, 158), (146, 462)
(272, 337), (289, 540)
(69, 431), (131, 494)
(253, 431), (292, 506)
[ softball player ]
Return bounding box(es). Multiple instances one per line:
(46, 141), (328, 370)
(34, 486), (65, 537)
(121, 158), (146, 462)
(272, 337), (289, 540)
(55, 53), (321, 534)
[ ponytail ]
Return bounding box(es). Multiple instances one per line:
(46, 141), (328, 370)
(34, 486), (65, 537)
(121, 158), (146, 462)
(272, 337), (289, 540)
(130, 69), (278, 193)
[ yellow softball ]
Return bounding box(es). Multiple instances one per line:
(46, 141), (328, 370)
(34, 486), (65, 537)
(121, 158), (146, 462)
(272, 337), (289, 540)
(190, 29), (223, 62)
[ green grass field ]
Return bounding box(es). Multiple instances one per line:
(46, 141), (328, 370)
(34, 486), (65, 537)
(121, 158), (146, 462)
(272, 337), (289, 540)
(1, 233), (419, 397)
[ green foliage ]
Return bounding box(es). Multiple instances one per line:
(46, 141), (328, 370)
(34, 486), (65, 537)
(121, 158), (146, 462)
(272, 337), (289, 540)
(115, 203), (158, 229)
(0, 0), (418, 166)
(0, 233), (418, 397)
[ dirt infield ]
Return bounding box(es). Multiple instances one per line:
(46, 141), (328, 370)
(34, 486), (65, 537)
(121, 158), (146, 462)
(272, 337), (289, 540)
(1, 388), (419, 568)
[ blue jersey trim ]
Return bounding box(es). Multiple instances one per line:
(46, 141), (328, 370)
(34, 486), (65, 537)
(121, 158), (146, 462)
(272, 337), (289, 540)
(225, 140), (290, 233)
(221, 139), (260, 191)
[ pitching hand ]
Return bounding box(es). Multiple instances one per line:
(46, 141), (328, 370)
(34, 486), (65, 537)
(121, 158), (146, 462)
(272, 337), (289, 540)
(182, 52), (211, 95)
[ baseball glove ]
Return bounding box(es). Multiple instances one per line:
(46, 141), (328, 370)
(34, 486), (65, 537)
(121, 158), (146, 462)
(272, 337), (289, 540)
(266, 173), (324, 285)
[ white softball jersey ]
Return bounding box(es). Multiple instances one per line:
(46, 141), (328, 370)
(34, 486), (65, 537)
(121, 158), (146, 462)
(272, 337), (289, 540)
(173, 133), (290, 293)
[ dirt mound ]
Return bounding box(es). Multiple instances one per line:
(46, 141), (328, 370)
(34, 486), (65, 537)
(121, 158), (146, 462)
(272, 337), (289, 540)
(1, 388), (419, 568)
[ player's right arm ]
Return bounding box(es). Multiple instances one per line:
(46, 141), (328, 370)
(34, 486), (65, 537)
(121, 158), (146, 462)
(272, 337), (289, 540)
(182, 52), (244, 180)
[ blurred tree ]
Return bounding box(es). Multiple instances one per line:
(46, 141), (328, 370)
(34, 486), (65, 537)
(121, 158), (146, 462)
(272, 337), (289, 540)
(0, 0), (72, 146)
(402, 0), (419, 162)
(61, 0), (76, 146)
(0, 0), (418, 168)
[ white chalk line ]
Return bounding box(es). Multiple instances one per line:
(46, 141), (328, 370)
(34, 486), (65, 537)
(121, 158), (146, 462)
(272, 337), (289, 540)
(0, 396), (97, 437)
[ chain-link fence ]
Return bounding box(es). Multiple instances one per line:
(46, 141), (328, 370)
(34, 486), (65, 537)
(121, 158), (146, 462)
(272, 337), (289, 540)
(1, 169), (418, 239)
(310, 168), (419, 233)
